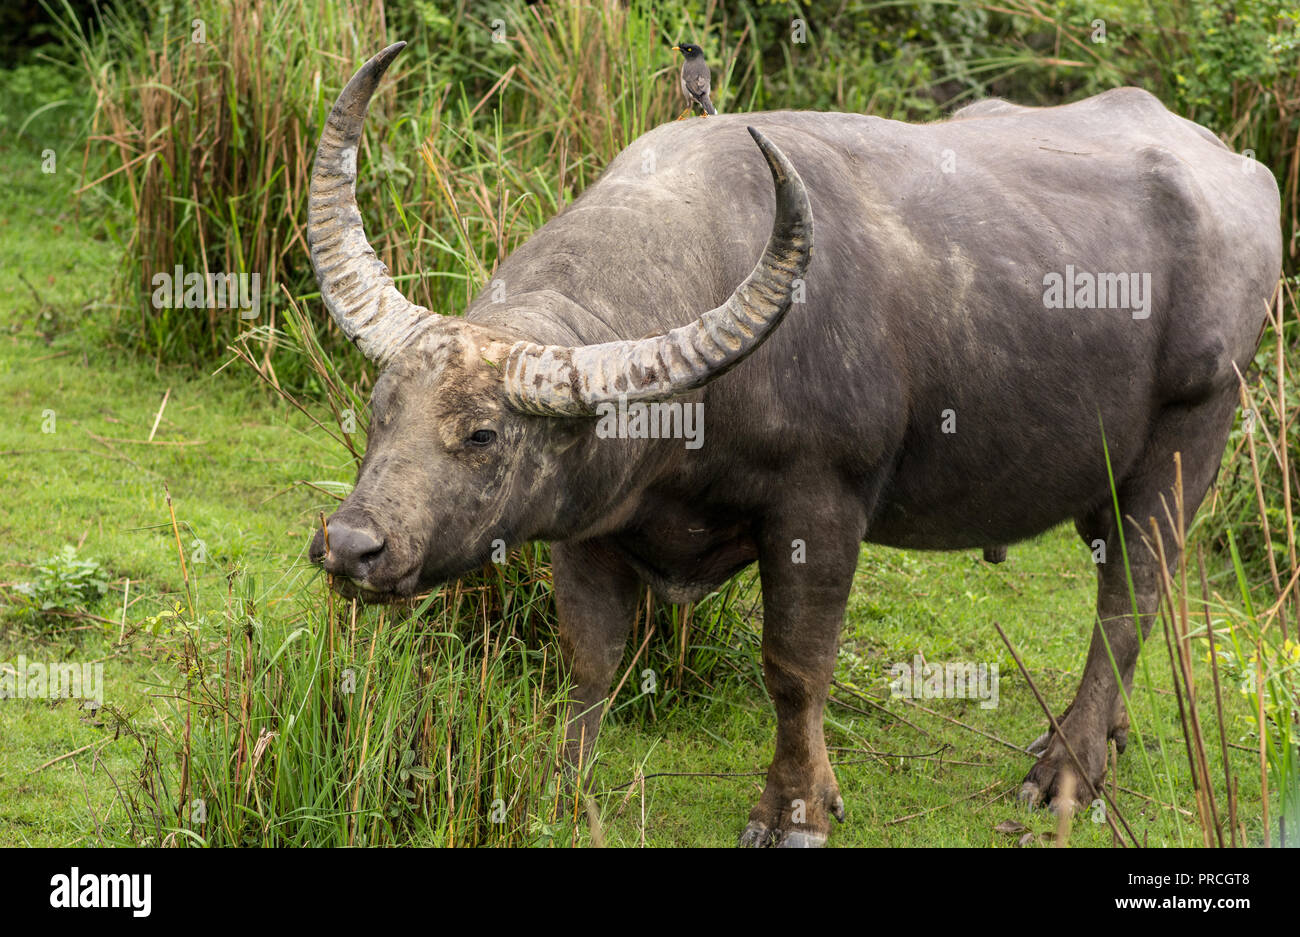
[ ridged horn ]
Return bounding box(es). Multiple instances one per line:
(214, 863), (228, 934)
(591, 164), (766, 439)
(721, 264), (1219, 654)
(502, 126), (812, 416)
(308, 41), (434, 365)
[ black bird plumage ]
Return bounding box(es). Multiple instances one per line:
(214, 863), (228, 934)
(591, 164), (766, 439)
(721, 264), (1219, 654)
(672, 43), (716, 117)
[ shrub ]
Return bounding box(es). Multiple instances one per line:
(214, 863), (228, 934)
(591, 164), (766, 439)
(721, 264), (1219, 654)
(11, 545), (109, 623)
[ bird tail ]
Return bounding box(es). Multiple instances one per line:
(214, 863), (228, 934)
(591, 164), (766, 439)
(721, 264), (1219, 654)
(702, 96), (717, 116)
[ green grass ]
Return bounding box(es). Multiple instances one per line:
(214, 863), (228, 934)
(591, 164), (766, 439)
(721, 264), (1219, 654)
(0, 134), (335, 844)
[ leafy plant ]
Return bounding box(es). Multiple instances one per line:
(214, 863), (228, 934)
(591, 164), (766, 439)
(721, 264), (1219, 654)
(11, 545), (109, 622)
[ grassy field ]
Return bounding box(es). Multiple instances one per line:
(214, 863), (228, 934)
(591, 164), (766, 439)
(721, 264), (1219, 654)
(0, 137), (331, 844)
(1, 1), (1294, 849)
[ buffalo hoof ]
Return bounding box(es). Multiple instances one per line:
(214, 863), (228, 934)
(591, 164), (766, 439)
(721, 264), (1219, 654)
(737, 792), (844, 848)
(1023, 703), (1128, 808)
(1019, 757), (1086, 815)
(1018, 775), (1083, 816)
(737, 821), (829, 848)
(1019, 719), (1106, 814)
(737, 820), (772, 848)
(776, 829), (828, 848)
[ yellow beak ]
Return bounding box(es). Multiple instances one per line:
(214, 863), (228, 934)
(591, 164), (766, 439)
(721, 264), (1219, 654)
(671, 45), (681, 52)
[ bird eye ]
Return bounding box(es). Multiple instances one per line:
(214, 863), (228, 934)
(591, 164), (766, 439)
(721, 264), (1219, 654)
(468, 429), (496, 447)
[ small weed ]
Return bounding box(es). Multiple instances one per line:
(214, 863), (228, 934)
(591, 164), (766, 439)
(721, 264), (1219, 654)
(11, 546), (108, 625)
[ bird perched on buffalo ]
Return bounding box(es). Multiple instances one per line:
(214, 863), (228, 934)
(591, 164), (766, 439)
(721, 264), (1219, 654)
(671, 43), (716, 118)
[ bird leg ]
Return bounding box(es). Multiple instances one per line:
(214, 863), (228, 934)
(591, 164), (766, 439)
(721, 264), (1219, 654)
(675, 105), (694, 121)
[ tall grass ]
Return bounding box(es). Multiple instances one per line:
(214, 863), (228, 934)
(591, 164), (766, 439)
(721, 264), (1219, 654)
(102, 572), (576, 847)
(60, 0), (1300, 383)
(53, 0), (391, 375)
(58, 0), (730, 385)
(95, 545), (763, 847)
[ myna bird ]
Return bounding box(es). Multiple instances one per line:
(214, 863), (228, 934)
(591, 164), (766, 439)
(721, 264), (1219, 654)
(671, 43), (716, 118)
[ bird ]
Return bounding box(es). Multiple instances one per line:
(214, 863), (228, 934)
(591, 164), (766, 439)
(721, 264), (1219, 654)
(671, 43), (716, 119)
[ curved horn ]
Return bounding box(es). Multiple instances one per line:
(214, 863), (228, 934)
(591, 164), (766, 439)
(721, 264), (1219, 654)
(502, 127), (812, 416)
(308, 41), (434, 365)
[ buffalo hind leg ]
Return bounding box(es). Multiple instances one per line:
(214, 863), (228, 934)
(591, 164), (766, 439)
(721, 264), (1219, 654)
(740, 496), (864, 848)
(1021, 514), (1159, 812)
(551, 539), (639, 780)
(1022, 396), (1235, 812)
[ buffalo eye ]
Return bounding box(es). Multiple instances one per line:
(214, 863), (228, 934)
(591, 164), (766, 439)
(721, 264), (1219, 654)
(468, 429), (497, 447)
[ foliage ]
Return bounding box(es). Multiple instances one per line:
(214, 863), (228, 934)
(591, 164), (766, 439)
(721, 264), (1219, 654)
(12, 546), (109, 623)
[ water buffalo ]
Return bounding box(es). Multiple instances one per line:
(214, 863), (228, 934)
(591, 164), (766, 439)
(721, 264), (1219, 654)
(307, 43), (1281, 846)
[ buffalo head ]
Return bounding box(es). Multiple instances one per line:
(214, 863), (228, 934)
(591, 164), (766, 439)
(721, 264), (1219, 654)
(306, 42), (812, 600)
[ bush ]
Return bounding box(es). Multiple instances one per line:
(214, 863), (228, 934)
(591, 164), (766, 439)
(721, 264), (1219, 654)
(11, 545), (109, 624)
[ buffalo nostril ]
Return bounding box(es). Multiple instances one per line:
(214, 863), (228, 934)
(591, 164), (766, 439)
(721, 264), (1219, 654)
(321, 521), (386, 577)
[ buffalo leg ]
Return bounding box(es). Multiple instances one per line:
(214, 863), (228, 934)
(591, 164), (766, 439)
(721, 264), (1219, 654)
(1020, 507), (1160, 812)
(1022, 396), (1235, 811)
(739, 499), (864, 847)
(551, 539), (640, 778)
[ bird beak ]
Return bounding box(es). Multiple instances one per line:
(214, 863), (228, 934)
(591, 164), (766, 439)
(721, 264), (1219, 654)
(671, 45), (681, 52)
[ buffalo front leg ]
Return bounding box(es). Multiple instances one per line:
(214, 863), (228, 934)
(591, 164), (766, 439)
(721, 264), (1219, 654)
(551, 539), (639, 779)
(740, 501), (864, 848)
